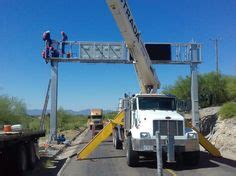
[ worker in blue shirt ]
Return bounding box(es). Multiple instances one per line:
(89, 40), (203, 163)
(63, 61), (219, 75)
(61, 31), (68, 55)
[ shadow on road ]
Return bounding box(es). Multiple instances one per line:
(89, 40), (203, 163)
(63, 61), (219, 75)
(131, 151), (236, 171)
(25, 157), (67, 176)
(69, 140), (113, 147)
(209, 154), (236, 168)
(78, 155), (126, 161)
(0, 148), (66, 176)
(167, 151), (236, 171)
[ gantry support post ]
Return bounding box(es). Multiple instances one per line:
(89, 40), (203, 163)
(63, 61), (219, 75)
(190, 44), (200, 130)
(50, 61), (58, 142)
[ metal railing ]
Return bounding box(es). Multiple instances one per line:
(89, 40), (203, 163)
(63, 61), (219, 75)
(45, 41), (202, 64)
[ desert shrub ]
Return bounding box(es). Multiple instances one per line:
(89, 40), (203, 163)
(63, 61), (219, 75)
(0, 95), (31, 129)
(224, 76), (236, 101)
(57, 107), (87, 131)
(163, 72), (236, 108)
(219, 102), (236, 120)
(103, 111), (118, 120)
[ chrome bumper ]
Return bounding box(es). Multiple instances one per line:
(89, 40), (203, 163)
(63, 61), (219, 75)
(132, 138), (199, 152)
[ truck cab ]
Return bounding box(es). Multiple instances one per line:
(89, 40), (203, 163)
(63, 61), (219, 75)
(119, 94), (200, 166)
(130, 94), (183, 139)
(88, 109), (104, 131)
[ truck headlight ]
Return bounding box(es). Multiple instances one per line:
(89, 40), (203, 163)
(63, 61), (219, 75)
(187, 132), (197, 139)
(140, 132), (151, 139)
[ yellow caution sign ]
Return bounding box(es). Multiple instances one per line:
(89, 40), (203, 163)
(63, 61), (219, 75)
(77, 111), (125, 159)
(186, 121), (221, 157)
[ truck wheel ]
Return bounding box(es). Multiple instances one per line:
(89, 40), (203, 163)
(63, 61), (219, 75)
(114, 129), (122, 149)
(126, 136), (138, 167)
(183, 151), (200, 166)
(27, 141), (37, 169)
(17, 144), (28, 173)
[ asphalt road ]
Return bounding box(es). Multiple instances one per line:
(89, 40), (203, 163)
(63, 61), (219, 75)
(61, 130), (236, 176)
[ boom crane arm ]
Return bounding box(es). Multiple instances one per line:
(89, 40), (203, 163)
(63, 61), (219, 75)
(105, 0), (160, 93)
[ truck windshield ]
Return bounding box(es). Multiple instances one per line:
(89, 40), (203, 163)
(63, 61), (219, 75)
(91, 116), (102, 120)
(138, 97), (176, 110)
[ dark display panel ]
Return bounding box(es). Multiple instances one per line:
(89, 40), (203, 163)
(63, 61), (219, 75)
(130, 44), (171, 61)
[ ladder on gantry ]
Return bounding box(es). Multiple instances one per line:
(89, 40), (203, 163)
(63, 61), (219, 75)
(40, 79), (51, 131)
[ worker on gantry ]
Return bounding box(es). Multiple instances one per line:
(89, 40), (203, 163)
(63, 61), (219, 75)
(61, 31), (68, 55)
(42, 31), (68, 60)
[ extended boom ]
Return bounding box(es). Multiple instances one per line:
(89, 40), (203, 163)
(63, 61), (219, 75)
(106, 0), (160, 93)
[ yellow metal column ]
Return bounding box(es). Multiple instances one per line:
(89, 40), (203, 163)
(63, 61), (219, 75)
(186, 121), (221, 157)
(77, 111), (125, 159)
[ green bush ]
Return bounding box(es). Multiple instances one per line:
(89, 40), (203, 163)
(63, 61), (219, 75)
(0, 95), (31, 129)
(0, 95), (88, 132)
(219, 102), (236, 120)
(224, 76), (236, 101)
(28, 118), (40, 130)
(163, 72), (236, 108)
(162, 76), (191, 101)
(103, 111), (118, 120)
(57, 107), (87, 131)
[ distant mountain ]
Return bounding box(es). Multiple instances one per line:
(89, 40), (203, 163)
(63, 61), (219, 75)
(75, 109), (90, 116)
(27, 109), (113, 116)
(27, 109), (46, 116)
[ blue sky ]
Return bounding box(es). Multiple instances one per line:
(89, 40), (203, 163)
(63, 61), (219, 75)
(0, 0), (235, 111)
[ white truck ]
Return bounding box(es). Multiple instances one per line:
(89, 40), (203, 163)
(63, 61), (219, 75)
(106, 0), (200, 166)
(114, 94), (200, 166)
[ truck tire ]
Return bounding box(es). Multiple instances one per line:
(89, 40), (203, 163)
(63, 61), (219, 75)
(114, 129), (122, 149)
(17, 144), (28, 173)
(183, 151), (200, 166)
(126, 136), (138, 167)
(27, 141), (37, 169)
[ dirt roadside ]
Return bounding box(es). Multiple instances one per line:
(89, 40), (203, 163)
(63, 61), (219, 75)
(25, 128), (87, 176)
(185, 106), (236, 161)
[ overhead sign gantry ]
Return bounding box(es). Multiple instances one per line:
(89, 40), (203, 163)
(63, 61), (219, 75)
(43, 40), (202, 141)
(46, 41), (201, 64)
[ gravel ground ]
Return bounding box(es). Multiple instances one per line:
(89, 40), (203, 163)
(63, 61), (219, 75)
(25, 128), (86, 176)
(184, 106), (236, 161)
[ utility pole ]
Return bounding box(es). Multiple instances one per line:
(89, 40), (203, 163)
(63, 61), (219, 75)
(210, 38), (221, 74)
(210, 38), (222, 105)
